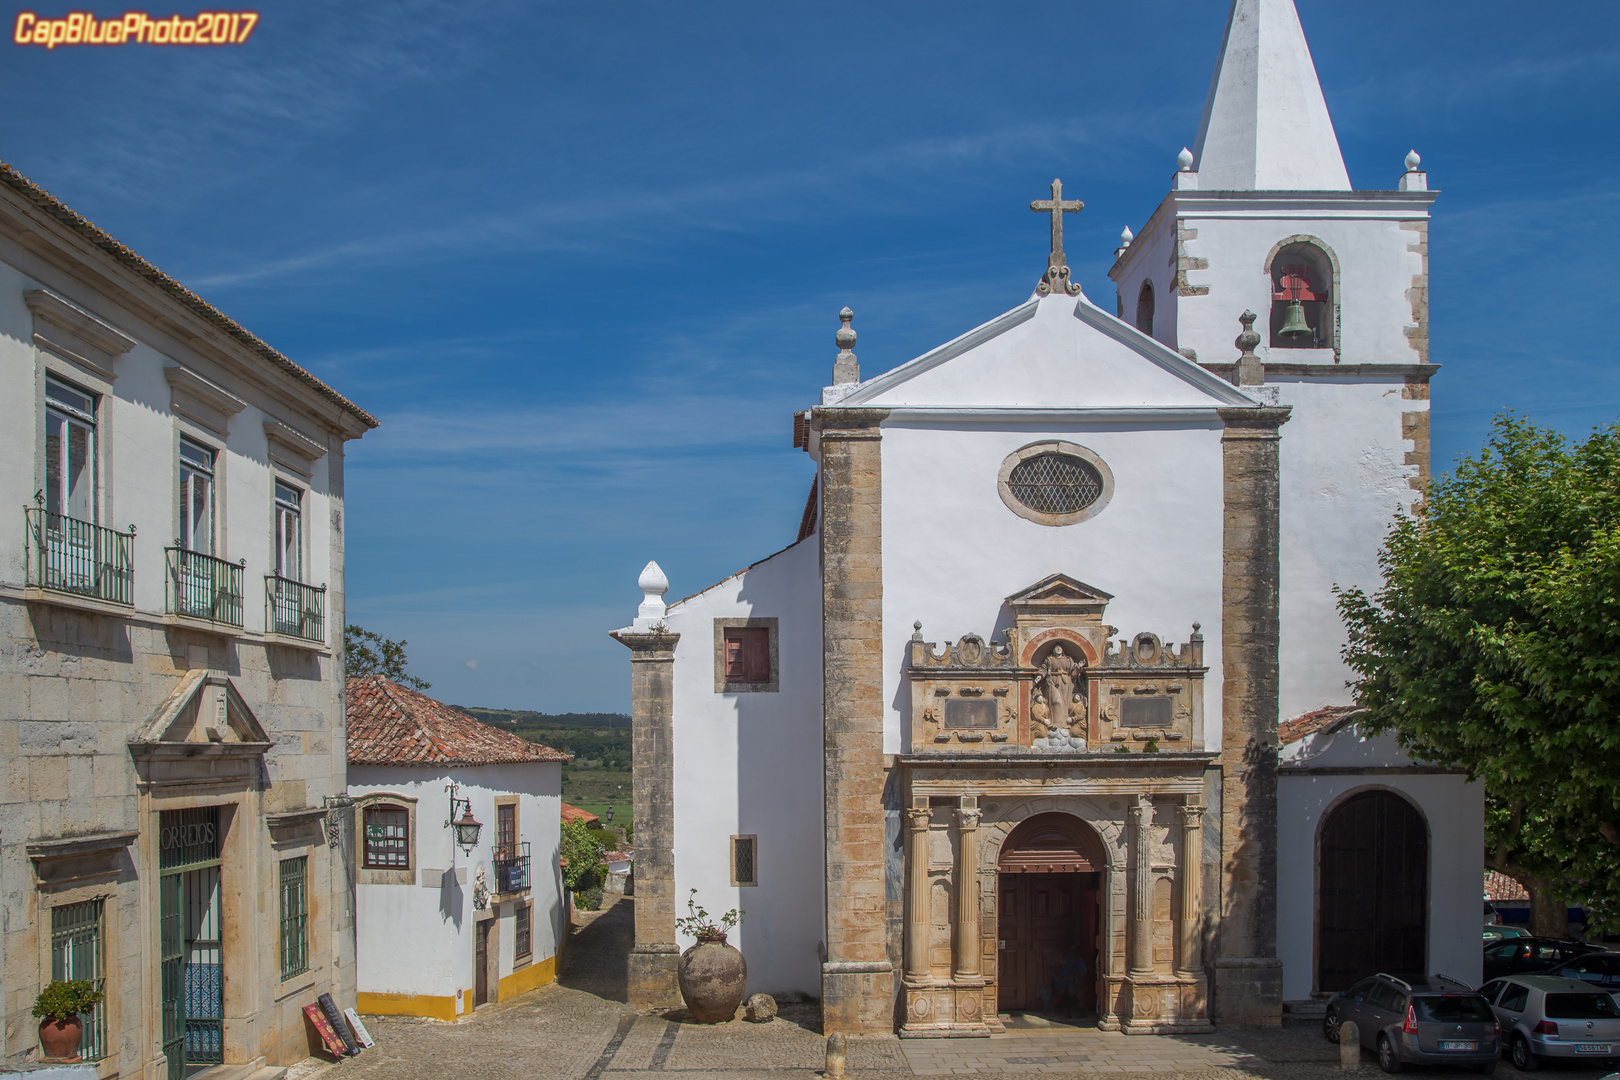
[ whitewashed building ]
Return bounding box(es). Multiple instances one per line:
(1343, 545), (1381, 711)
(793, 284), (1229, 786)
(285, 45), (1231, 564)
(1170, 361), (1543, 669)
(0, 160), (376, 1077)
(613, 0), (1481, 1037)
(345, 676), (567, 1020)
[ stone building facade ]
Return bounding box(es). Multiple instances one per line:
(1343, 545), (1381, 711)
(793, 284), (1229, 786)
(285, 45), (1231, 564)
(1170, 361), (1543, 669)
(612, 0), (1479, 1038)
(0, 161), (375, 1076)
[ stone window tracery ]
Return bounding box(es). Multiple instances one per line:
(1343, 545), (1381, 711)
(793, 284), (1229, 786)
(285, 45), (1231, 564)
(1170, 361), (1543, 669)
(996, 442), (1115, 527)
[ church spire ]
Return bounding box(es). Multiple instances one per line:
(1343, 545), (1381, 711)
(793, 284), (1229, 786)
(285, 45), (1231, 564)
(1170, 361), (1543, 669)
(1190, 0), (1351, 191)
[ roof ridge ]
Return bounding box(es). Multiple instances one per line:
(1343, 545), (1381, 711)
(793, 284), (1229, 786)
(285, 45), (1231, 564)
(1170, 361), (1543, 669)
(0, 160), (378, 429)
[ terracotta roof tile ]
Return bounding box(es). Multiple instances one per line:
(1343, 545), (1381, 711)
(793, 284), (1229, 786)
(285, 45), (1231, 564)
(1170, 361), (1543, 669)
(560, 803), (599, 825)
(0, 160), (377, 429)
(1484, 871), (1530, 901)
(346, 675), (569, 765)
(1278, 705), (1362, 746)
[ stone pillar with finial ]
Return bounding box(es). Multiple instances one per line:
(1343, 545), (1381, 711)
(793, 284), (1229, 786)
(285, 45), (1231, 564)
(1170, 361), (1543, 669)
(1174, 147), (1199, 190)
(609, 561), (682, 1008)
(1233, 311), (1278, 406)
(832, 307), (859, 386)
(1399, 149), (1428, 192)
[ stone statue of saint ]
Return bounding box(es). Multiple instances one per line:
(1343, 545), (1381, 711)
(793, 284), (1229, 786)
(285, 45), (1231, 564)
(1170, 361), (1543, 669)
(1038, 645), (1080, 726)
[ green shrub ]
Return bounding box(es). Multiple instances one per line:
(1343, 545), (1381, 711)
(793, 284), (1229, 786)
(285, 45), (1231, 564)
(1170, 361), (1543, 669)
(33, 981), (102, 1023)
(577, 886), (604, 911)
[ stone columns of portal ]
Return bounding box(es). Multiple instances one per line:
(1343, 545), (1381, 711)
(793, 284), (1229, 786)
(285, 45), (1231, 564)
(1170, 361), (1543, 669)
(904, 799), (931, 982)
(1129, 795), (1154, 976)
(1213, 405), (1290, 1025)
(813, 406), (894, 1035)
(609, 628), (682, 1008)
(952, 800), (981, 981)
(1177, 800), (1206, 978)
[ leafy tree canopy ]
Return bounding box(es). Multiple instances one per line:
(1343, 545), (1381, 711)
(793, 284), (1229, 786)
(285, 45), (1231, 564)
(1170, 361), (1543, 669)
(343, 624), (430, 690)
(560, 818), (604, 893)
(1337, 415), (1620, 934)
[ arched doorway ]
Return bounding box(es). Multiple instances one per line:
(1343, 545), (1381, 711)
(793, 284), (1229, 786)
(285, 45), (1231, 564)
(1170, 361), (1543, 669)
(1317, 790), (1428, 992)
(997, 813), (1103, 1017)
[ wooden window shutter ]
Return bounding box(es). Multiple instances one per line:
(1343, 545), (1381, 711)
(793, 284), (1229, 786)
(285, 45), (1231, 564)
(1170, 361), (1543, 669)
(743, 628), (769, 683)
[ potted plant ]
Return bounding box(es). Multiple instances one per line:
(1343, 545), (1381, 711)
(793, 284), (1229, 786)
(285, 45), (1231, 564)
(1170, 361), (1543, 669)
(33, 980), (102, 1062)
(675, 890), (747, 1023)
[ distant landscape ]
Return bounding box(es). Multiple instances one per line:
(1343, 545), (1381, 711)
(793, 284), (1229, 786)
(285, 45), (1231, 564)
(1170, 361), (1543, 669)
(460, 707), (632, 827)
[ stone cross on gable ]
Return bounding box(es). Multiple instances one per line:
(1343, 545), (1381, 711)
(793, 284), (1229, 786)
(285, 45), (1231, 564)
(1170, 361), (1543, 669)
(1030, 178), (1084, 296)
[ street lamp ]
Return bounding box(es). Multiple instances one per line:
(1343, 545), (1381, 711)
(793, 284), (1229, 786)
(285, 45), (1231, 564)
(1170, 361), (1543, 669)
(446, 782), (482, 853)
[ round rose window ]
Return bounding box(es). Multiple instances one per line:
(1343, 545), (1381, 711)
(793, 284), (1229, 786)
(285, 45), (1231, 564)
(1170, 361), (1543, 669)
(996, 441), (1114, 526)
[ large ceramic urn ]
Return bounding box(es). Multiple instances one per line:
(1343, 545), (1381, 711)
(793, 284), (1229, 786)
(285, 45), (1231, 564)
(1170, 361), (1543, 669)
(38, 1015), (83, 1061)
(677, 934), (748, 1023)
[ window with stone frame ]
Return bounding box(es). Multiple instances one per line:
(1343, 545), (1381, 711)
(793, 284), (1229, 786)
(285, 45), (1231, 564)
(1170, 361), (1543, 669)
(44, 376), (97, 523)
(731, 835), (757, 887)
(362, 805), (410, 869)
(714, 617), (778, 692)
(514, 902), (532, 960)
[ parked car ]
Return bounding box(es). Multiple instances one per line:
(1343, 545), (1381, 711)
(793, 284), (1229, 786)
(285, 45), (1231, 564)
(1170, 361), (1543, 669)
(1480, 974), (1620, 1071)
(1482, 937), (1602, 981)
(1540, 953), (1620, 1002)
(1324, 973), (1500, 1074)
(1484, 925), (1531, 944)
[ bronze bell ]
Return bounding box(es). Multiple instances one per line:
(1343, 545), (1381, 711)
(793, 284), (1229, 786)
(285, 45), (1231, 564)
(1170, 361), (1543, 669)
(1278, 298), (1312, 338)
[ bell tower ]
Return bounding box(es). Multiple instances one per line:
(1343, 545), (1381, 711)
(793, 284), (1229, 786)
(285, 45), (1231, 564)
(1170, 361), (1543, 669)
(1107, 0), (1441, 1022)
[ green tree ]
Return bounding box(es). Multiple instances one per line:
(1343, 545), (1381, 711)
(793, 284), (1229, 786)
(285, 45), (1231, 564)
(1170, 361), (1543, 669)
(343, 624), (430, 690)
(1337, 415), (1620, 935)
(559, 818), (604, 893)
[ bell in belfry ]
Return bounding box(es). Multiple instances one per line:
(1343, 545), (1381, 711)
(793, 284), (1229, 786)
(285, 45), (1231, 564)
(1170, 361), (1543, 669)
(1278, 298), (1312, 338)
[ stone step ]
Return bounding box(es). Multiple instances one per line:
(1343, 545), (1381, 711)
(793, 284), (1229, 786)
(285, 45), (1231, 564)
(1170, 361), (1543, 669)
(1284, 999), (1328, 1019)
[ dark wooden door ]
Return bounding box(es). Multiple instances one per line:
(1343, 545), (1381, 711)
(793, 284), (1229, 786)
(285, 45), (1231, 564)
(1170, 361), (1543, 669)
(1318, 791), (1428, 992)
(475, 920), (491, 1006)
(997, 872), (1097, 1015)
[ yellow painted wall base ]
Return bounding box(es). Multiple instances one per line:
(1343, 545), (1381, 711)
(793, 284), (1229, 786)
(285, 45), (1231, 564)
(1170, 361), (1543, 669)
(498, 955), (556, 1001)
(357, 990), (459, 1022)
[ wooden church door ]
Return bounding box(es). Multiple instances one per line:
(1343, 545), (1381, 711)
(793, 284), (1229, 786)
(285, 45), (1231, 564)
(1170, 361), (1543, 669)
(1317, 790), (1428, 992)
(997, 873), (1097, 1015)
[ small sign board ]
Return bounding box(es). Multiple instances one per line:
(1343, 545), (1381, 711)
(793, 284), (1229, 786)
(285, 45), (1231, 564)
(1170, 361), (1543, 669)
(344, 1008), (376, 1049)
(318, 993), (361, 1056)
(303, 1004), (348, 1059)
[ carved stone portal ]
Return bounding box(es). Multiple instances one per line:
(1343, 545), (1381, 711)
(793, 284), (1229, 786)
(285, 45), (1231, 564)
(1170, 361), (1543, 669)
(907, 574), (1206, 754)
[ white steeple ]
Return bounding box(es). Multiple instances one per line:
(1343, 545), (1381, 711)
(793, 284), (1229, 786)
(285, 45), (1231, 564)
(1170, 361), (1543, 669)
(1191, 0), (1351, 191)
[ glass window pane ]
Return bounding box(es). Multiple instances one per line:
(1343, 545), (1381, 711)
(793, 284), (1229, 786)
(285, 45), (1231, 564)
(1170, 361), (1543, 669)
(46, 378), (94, 417)
(67, 420), (92, 520)
(180, 439), (213, 471)
(45, 412), (64, 515)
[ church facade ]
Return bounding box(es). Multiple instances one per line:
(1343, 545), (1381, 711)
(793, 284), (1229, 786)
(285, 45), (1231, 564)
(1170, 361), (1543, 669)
(614, 0), (1481, 1036)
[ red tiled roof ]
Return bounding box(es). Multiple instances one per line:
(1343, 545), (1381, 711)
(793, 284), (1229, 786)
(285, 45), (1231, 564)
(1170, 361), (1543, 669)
(346, 675), (569, 765)
(1485, 871), (1530, 901)
(561, 803), (599, 825)
(1278, 705), (1362, 746)
(0, 160), (377, 429)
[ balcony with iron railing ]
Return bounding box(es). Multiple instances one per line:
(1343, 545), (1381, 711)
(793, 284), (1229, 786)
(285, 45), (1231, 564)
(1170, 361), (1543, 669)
(165, 547), (244, 628)
(494, 842), (531, 895)
(266, 575), (326, 644)
(25, 506), (135, 607)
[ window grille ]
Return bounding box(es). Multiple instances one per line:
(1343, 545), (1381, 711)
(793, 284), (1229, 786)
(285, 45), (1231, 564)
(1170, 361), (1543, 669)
(1006, 453), (1104, 515)
(51, 899), (106, 1062)
(514, 904), (532, 960)
(731, 836), (757, 887)
(363, 806), (409, 868)
(279, 857), (309, 980)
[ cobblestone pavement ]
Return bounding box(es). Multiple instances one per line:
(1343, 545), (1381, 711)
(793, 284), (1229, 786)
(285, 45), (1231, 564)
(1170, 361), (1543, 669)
(329, 898), (1620, 1080)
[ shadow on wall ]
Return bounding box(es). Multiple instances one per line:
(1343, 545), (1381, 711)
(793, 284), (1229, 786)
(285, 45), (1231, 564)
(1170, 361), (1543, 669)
(437, 869), (464, 930)
(561, 895), (630, 1003)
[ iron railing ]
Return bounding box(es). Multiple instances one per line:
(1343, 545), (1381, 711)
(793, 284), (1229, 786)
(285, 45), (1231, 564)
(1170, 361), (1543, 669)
(165, 547), (243, 627)
(25, 507), (134, 606)
(266, 575), (326, 643)
(495, 842), (531, 894)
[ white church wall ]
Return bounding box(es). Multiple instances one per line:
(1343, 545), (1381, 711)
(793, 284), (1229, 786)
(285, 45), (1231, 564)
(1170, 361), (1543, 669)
(663, 536), (826, 998)
(349, 760), (563, 1010)
(1272, 374), (1417, 721)
(1276, 727), (1485, 1000)
(1175, 206), (1429, 367)
(878, 419), (1228, 754)
(1110, 221), (1179, 348)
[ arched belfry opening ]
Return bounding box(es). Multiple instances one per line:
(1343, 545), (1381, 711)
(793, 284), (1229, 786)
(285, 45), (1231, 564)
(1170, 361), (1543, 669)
(1317, 790), (1428, 992)
(1269, 240), (1335, 349)
(1135, 280), (1155, 337)
(996, 813), (1103, 1017)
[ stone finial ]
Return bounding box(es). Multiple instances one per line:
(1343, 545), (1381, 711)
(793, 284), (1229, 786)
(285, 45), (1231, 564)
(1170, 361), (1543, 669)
(832, 307), (859, 386)
(911, 620), (924, 642)
(1234, 310), (1265, 387)
(1399, 148), (1428, 192)
(634, 560), (669, 629)
(1177, 147), (1195, 171)
(1120, 225), (1134, 247)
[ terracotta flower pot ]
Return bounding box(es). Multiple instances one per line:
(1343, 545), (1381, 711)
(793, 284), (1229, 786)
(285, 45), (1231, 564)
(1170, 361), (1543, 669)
(38, 1014), (83, 1061)
(677, 935), (747, 1023)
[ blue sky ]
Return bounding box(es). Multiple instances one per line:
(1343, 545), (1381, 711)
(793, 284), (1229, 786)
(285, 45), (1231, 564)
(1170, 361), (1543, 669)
(5, 1), (1618, 711)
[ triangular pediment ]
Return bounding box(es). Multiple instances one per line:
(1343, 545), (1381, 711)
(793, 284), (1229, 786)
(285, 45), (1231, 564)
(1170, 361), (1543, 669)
(131, 668), (271, 752)
(839, 291), (1256, 412)
(1007, 573), (1114, 609)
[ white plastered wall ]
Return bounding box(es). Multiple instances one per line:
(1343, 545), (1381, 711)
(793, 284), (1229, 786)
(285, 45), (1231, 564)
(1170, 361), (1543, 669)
(347, 761), (563, 1005)
(1276, 726), (1484, 1000)
(663, 537), (826, 998)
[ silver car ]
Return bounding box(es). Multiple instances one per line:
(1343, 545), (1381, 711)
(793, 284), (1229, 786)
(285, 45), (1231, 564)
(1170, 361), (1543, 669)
(1480, 974), (1620, 1070)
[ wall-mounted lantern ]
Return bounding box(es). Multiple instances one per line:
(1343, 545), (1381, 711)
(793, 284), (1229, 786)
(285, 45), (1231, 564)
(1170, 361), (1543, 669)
(446, 782), (482, 853)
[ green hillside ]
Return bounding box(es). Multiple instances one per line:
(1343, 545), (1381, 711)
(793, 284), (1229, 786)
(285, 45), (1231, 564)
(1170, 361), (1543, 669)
(459, 706), (632, 817)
